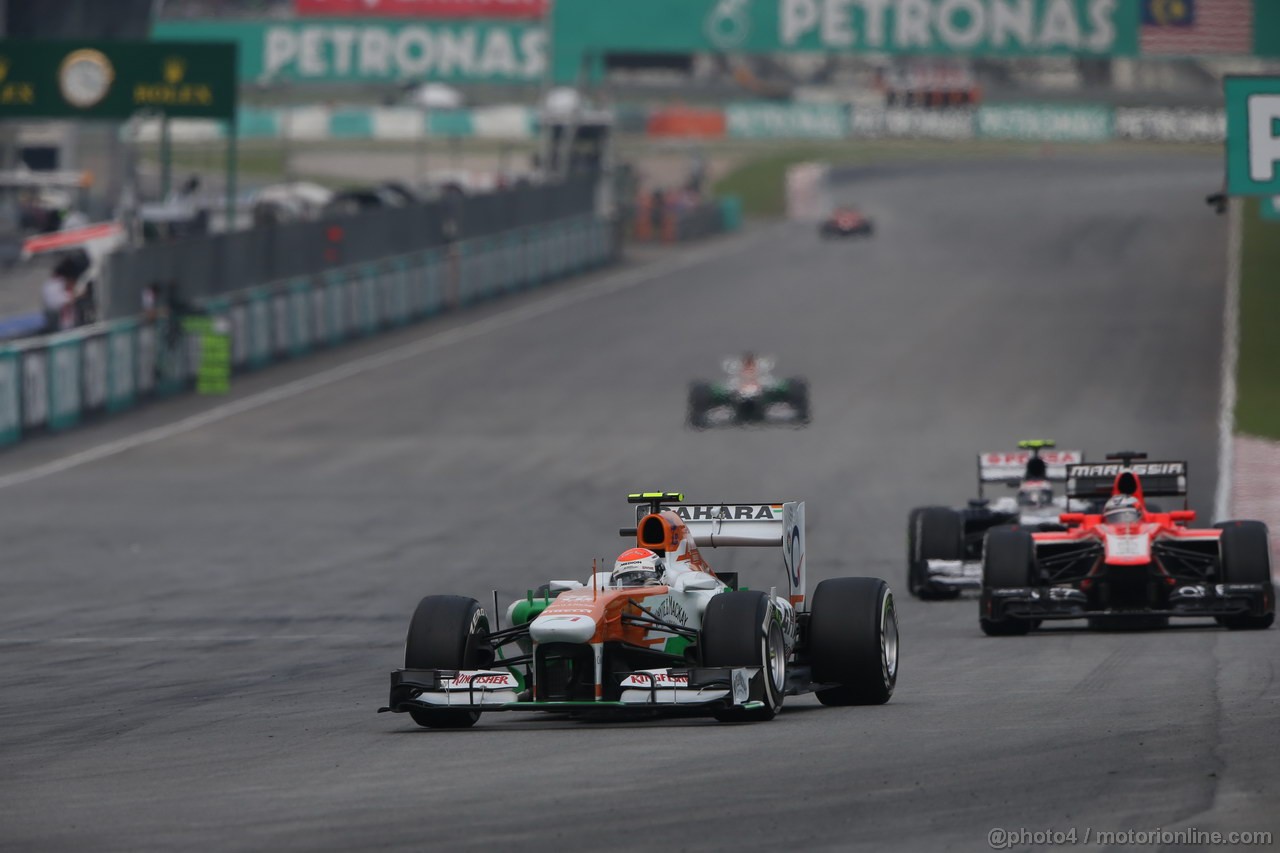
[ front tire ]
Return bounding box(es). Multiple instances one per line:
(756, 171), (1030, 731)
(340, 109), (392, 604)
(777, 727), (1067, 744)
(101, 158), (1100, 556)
(911, 507), (963, 600)
(1213, 520), (1275, 630)
(809, 577), (897, 705)
(979, 528), (1035, 636)
(405, 595), (493, 728)
(701, 591), (786, 722)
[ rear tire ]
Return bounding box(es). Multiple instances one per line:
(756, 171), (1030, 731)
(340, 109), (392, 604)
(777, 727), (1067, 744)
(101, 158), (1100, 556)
(701, 591), (785, 722)
(405, 596), (493, 728)
(1213, 520), (1275, 630)
(912, 507), (963, 600)
(687, 382), (713, 430)
(785, 378), (811, 425)
(809, 577), (897, 705)
(980, 528), (1035, 636)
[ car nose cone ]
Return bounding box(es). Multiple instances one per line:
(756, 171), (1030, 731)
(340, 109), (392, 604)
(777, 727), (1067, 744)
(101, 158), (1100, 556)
(530, 613), (597, 644)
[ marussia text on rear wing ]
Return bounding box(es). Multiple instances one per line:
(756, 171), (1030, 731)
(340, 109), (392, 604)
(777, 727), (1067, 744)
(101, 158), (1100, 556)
(1066, 461), (1188, 500)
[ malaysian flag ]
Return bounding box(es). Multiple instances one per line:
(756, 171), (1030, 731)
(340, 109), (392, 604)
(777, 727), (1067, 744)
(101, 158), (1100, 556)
(1140, 0), (1254, 55)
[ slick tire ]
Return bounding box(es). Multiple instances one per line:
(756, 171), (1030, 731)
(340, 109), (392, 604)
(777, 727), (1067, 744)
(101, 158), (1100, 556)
(786, 378), (811, 425)
(701, 591), (786, 722)
(405, 595), (493, 729)
(914, 507), (963, 600)
(687, 382), (713, 430)
(1213, 520), (1275, 630)
(906, 507), (926, 597)
(809, 577), (898, 706)
(980, 527), (1035, 636)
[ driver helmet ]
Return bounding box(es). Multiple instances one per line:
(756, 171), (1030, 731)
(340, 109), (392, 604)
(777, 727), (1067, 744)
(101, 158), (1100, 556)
(611, 547), (665, 587)
(1103, 495), (1142, 524)
(1017, 480), (1054, 509)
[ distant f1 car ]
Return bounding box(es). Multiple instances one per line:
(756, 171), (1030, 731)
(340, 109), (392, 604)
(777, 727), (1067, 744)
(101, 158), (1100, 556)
(381, 492), (897, 728)
(908, 441), (1086, 599)
(820, 207), (873, 238)
(687, 354), (810, 429)
(980, 452), (1275, 635)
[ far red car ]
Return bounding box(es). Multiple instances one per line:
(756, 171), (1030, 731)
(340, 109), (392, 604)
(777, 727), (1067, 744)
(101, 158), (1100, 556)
(819, 207), (874, 238)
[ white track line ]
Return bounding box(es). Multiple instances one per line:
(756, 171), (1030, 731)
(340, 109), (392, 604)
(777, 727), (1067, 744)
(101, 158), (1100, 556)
(1213, 200), (1242, 523)
(0, 232), (765, 492)
(0, 635), (372, 644)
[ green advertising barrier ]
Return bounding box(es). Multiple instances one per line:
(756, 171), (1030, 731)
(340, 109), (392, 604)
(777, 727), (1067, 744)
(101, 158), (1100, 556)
(247, 291), (272, 369)
(46, 337), (82, 431)
(155, 319), (191, 396)
(289, 281), (312, 355)
(0, 348), (20, 446)
(726, 102), (848, 139)
(79, 333), (109, 414)
(152, 20), (546, 85)
(305, 282), (328, 346)
(1225, 76), (1280, 197)
(551, 0), (1138, 83)
(270, 290), (293, 359)
(976, 104), (1112, 141)
(529, 225), (548, 286)
(418, 249), (445, 316)
(385, 262), (411, 326)
(135, 324), (158, 397)
(457, 242), (476, 306)
(323, 273), (346, 345)
(358, 273), (379, 334)
(720, 196), (744, 233)
(182, 315), (231, 395)
(106, 320), (137, 413)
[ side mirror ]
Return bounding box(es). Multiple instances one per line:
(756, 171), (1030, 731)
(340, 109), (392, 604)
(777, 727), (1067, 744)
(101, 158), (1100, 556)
(1169, 510), (1196, 524)
(1060, 512), (1085, 526)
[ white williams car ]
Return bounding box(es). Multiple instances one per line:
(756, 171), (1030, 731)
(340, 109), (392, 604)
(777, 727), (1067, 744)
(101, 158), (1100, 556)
(907, 440), (1091, 599)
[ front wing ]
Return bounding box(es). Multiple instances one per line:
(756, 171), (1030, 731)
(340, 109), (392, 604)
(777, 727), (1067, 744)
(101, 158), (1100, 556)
(926, 559), (983, 589)
(984, 582), (1274, 622)
(380, 667), (771, 716)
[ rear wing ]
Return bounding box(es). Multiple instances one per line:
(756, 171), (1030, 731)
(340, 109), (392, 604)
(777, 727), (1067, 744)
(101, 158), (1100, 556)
(977, 448), (1082, 498)
(1066, 461), (1188, 501)
(978, 449), (1083, 483)
(624, 494), (806, 607)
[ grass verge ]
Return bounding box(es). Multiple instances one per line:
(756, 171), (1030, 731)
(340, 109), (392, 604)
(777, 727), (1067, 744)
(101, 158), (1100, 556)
(1235, 197), (1280, 440)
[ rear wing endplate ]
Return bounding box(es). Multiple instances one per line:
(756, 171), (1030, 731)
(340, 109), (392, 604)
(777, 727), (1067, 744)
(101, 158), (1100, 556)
(1066, 461), (1188, 500)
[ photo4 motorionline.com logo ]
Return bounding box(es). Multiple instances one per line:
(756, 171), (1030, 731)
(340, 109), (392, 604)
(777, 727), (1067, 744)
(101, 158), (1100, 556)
(988, 827), (1272, 849)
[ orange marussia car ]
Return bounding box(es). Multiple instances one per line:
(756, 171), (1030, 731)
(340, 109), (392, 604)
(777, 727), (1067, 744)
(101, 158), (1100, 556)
(381, 493), (897, 727)
(980, 453), (1275, 635)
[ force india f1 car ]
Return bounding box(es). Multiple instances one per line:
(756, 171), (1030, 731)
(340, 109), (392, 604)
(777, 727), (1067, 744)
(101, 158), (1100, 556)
(381, 493), (897, 727)
(908, 441), (1085, 599)
(687, 355), (811, 429)
(979, 453), (1276, 635)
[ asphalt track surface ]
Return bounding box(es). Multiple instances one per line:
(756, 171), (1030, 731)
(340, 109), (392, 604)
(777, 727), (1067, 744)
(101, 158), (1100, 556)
(3, 155), (1276, 853)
